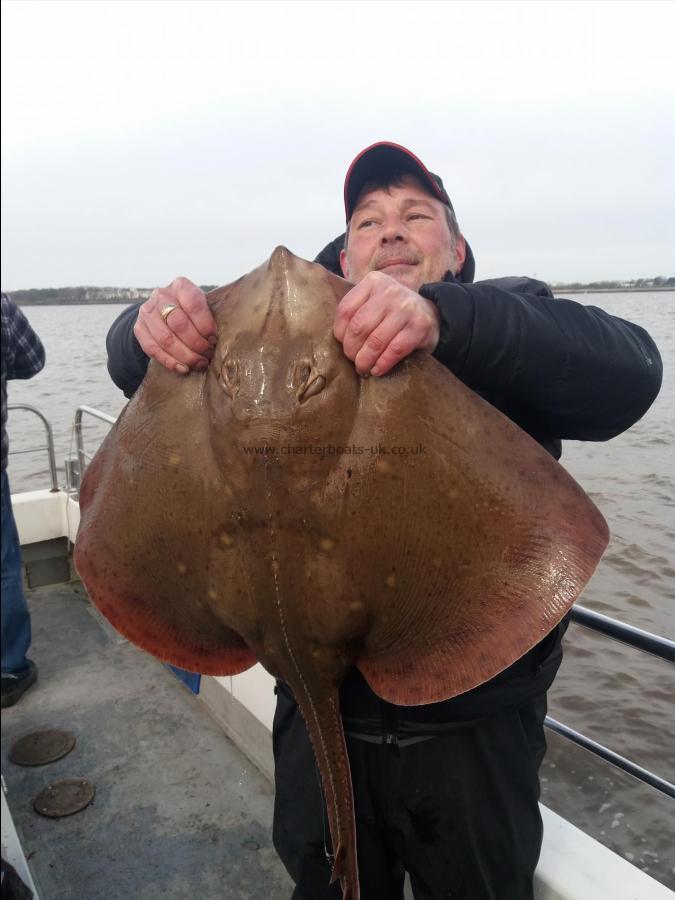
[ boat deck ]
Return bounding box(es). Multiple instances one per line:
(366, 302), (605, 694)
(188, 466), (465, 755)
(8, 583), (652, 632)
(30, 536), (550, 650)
(1, 579), (294, 900)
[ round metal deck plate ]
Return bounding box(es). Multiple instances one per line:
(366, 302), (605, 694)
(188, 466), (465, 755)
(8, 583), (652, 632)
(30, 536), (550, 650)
(33, 779), (96, 818)
(10, 729), (76, 767)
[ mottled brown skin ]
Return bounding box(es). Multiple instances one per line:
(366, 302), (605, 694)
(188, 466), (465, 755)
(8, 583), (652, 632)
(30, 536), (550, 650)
(75, 247), (609, 900)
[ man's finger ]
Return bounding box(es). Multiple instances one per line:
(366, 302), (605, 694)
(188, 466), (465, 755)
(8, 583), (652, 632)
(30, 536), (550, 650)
(168, 277), (217, 341)
(368, 301), (440, 376)
(135, 311), (211, 372)
(369, 326), (424, 377)
(160, 306), (213, 357)
(148, 346), (190, 375)
(333, 280), (371, 342)
(146, 320), (211, 369)
(351, 311), (408, 376)
(133, 320), (190, 375)
(342, 306), (396, 375)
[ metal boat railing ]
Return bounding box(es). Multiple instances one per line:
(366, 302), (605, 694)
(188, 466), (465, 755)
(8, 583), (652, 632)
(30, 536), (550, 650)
(71, 405), (117, 490)
(7, 403), (59, 491)
(7, 403), (116, 493)
(548, 606), (675, 799)
(10, 403), (675, 801)
(570, 605), (674, 662)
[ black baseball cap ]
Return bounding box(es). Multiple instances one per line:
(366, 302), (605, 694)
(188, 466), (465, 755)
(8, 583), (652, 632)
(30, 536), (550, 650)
(344, 141), (454, 222)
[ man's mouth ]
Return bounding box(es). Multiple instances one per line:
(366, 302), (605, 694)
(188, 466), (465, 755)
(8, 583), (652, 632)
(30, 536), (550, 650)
(377, 258), (418, 270)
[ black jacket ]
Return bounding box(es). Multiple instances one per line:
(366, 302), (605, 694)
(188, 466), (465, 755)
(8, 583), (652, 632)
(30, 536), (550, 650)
(105, 238), (662, 731)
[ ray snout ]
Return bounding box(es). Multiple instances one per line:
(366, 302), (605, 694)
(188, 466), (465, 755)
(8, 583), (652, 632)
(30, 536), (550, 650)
(268, 245), (297, 272)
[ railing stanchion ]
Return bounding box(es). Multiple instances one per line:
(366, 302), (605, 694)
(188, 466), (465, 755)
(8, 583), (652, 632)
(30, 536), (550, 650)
(8, 403), (59, 491)
(73, 406), (117, 492)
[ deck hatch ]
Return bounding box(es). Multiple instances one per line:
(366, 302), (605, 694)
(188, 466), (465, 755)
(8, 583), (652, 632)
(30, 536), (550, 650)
(33, 779), (96, 818)
(10, 729), (76, 767)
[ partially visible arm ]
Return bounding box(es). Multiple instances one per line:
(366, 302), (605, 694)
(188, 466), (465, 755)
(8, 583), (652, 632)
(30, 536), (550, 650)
(421, 279), (662, 441)
(106, 303), (149, 398)
(2, 294), (46, 380)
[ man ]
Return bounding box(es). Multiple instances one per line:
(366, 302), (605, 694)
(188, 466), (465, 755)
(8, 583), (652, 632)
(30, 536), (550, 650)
(1, 292), (45, 708)
(105, 142), (662, 898)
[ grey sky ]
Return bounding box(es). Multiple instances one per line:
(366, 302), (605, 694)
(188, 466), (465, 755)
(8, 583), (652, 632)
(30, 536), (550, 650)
(1, 0), (673, 289)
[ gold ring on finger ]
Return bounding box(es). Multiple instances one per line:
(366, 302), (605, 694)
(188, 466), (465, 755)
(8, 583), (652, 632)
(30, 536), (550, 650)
(160, 303), (178, 324)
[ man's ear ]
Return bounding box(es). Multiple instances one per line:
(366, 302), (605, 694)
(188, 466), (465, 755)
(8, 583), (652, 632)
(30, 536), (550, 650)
(454, 235), (467, 272)
(339, 248), (349, 279)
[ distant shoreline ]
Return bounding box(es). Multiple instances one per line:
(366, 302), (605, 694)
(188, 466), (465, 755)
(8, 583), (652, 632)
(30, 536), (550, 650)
(10, 285), (217, 307)
(10, 286), (674, 306)
(15, 298), (142, 306)
(553, 287), (674, 295)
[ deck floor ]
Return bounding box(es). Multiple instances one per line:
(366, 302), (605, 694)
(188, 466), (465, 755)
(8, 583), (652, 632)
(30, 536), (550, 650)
(1, 580), (294, 900)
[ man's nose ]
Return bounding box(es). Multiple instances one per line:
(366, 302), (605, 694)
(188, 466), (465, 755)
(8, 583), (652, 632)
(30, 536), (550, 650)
(380, 218), (408, 243)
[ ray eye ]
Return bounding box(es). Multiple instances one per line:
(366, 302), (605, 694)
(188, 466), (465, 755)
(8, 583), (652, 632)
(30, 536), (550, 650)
(300, 365), (311, 383)
(221, 360), (239, 395)
(299, 375), (326, 403)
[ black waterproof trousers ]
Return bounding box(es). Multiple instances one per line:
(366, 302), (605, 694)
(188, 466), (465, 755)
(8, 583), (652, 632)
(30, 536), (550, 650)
(272, 689), (547, 900)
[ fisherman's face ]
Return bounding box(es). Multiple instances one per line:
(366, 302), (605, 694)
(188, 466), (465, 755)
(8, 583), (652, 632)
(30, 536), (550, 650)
(340, 175), (466, 292)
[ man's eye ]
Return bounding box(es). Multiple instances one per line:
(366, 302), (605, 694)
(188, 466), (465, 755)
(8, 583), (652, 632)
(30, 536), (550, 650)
(407, 213), (429, 221)
(358, 219), (376, 229)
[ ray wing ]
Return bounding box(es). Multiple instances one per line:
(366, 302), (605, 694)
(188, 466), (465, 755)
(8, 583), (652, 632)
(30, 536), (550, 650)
(75, 361), (257, 676)
(340, 355), (609, 704)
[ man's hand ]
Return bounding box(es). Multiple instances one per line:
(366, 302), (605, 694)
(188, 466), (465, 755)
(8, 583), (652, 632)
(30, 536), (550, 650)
(134, 277), (217, 374)
(333, 271), (440, 377)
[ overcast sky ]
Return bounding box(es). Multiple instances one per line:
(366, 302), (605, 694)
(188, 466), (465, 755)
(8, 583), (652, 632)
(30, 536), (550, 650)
(1, 0), (673, 289)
